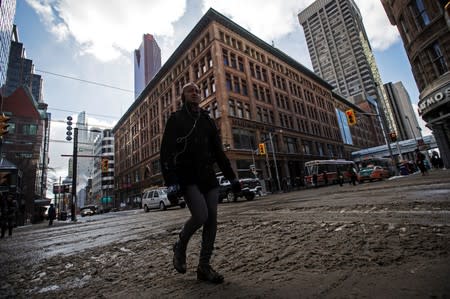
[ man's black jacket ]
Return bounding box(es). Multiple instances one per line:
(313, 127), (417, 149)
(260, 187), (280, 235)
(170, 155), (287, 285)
(160, 105), (236, 193)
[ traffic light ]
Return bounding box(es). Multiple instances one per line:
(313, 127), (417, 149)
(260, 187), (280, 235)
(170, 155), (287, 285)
(258, 143), (266, 155)
(101, 158), (109, 173)
(66, 116), (73, 141)
(345, 109), (357, 126)
(389, 132), (397, 142)
(0, 114), (11, 137)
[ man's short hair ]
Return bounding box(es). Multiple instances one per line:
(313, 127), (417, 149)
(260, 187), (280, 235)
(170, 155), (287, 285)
(181, 82), (198, 103)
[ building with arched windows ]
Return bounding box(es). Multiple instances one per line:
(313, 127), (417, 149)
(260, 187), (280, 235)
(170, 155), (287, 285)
(382, 0), (450, 168)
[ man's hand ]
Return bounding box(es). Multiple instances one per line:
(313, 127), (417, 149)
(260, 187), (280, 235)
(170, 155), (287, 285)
(231, 179), (241, 194)
(167, 184), (181, 201)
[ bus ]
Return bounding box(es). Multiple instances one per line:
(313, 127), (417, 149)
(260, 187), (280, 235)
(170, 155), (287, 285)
(304, 159), (357, 187)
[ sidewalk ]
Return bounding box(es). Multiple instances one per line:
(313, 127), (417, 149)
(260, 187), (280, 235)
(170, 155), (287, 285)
(15, 218), (77, 232)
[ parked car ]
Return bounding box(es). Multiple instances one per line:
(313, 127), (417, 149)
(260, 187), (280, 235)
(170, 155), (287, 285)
(216, 176), (257, 203)
(80, 206), (94, 217)
(358, 165), (390, 183)
(240, 178), (263, 196)
(142, 187), (186, 212)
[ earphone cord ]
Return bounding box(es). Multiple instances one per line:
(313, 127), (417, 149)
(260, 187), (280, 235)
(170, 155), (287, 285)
(173, 108), (199, 165)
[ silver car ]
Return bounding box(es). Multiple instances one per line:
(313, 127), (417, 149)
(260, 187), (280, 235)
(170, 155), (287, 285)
(142, 187), (185, 212)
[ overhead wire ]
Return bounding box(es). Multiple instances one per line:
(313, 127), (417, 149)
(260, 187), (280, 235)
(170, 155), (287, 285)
(35, 68), (134, 94)
(48, 107), (120, 120)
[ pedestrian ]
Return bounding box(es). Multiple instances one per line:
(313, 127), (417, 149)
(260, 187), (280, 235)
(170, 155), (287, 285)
(322, 171), (328, 185)
(282, 177), (288, 192)
(337, 169), (344, 187)
(312, 173), (318, 188)
(1, 194), (16, 238)
(415, 148), (428, 176)
(349, 166), (357, 186)
(431, 151), (441, 169)
(48, 203), (56, 226)
(160, 82), (241, 284)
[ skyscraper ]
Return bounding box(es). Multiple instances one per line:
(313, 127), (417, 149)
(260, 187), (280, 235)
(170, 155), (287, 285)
(298, 0), (394, 134)
(0, 0), (16, 90)
(74, 111), (101, 208)
(134, 34), (161, 99)
(384, 81), (421, 141)
(4, 25), (43, 103)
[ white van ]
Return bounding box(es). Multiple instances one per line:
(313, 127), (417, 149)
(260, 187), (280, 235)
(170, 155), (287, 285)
(142, 187), (185, 212)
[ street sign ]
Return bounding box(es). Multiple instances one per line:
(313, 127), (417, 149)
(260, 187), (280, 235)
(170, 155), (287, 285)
(250, 164), (257, 175)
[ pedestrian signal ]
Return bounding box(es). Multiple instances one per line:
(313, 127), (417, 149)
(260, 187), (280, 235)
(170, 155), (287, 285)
(0, 114), (11, 137)
(258, 143), (266, 155)
(101, 158), (109, 173)
(389, 132), (397, 142)
(345, 109), (357, 126)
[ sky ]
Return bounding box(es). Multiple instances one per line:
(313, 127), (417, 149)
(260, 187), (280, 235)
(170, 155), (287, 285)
(13, 0), (430, 196)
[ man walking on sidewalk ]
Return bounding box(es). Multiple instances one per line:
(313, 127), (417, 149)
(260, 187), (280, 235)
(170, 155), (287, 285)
(48, 204), (56, 226)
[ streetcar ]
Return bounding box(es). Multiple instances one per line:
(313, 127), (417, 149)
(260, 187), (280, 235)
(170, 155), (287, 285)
(304, 159), (357, 187)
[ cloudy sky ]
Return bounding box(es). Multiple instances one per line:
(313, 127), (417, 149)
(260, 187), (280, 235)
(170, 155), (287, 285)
(13, 0), (427, 195)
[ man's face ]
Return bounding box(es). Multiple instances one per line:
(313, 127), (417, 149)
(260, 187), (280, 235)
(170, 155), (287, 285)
(183, 84), (201, 104)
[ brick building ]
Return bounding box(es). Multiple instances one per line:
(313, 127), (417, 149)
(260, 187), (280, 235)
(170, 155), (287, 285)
(113, 8), (380, 202)
(1, 86), (49, 223)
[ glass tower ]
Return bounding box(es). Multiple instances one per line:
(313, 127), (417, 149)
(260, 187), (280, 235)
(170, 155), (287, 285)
(134, 34), (161, 99)
(0, 0), (16, 89)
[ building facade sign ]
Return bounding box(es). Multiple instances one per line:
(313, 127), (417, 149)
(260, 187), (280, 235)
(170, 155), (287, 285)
(418, 84), (450, 115)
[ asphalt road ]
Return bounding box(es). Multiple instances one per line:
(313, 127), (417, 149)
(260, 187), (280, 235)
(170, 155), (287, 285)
(1, 169), (449, 298)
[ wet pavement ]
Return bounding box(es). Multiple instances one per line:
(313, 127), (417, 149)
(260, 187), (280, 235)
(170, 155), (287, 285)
(1, 169), (449, 298)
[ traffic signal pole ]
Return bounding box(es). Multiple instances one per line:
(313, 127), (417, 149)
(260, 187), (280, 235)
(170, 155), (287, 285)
(268, 132), (281, 192)
(70, 128), (78, 221)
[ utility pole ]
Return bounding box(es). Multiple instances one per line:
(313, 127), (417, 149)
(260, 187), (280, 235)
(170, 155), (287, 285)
(40, 116), (49, 201)
(71, 127), (78, 221)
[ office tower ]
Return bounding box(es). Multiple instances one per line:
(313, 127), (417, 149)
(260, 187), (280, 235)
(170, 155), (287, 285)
(134, 34), (161, 99)
(91, 129), (115, 208)
(0, 0), (16, 89)
(4, 25), (43, 102)
(298, 0), (395, 135)
(382, 0), (450, 168)
(384, 81), (421, 141)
